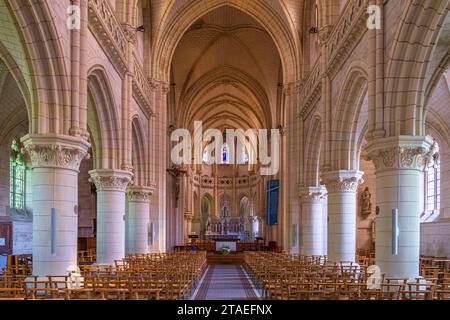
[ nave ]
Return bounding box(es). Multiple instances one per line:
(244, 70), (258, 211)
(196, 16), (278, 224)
(192, 264), (259, 300)
(1, 250), (450, 300)
(0, 0), (450, 303)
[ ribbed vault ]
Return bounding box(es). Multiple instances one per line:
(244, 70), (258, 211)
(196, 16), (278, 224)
(171, 6), (281, 132)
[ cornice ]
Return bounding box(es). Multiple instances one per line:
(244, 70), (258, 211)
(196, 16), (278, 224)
(88, 0), (128, 77)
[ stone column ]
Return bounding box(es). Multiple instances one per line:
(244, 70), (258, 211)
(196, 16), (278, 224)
(126, 186), (154, 255)
(249, 215), (259, 240)
(89, 169), (133, 265)
(366, 136), (432, 278)
(184, 213), (193, 241)
(300, 186), (326, 256)
(22, 134), (90, 276)
(322, 170), (364, 263)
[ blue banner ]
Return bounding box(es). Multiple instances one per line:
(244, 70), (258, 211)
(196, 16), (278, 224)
(266, 180), (279, 225)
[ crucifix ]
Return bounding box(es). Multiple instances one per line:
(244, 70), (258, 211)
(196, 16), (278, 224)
(167, 164), (188, 207)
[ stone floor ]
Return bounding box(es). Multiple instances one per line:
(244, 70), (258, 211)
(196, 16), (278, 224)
(192, 264), (261, 300)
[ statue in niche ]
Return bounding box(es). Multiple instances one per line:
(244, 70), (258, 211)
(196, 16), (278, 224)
(206, 216), (212, 233)
(221, 198), (230, 218)
(360, 187), (372, 218)
(167, 165), (187, 207)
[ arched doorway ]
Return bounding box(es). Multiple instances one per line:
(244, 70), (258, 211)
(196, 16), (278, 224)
(200, 195), (211, 240)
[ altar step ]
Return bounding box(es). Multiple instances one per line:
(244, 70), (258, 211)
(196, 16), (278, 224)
(206, 252), (245, 265)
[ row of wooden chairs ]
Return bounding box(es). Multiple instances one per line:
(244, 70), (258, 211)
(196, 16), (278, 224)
(181, 241), (281, 252)
(0, 255), (32, 276)
(244, 252), (450, 300)
(0, 252), (207, 300)
(78, 249), (97, 264)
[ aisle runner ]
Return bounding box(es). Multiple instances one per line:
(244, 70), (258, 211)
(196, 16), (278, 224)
(193, 265), (260, 300)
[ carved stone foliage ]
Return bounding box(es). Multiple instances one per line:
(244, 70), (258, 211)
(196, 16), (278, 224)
(322, 176), (363, 193)
(327, 0), (370, 77)
(299, 186), (326, 201)
(88, 0), (128, 75)
(298, 0), (370, 118)
(89, 170), (133, 192)
(132, 55), (153, 116)
(366, 146), (428, 171)
(126, 186), (155, 202)
(299, 61), (321, 119)
(121, 24), (137, 45)
(24, 144), (89, 171)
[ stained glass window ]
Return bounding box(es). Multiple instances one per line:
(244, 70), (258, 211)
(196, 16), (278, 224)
(222, 143), (230, 164)
(10, 139), (25, 210)
(424, 139), (440, 217)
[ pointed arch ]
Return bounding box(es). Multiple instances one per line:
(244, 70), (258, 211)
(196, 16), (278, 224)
(152, 0), (300, 84)
(7, 0), (72, 134)
(0, 47), (31, 131)
(87, 66), (121, 169)
(385, 0), (450, 136)
(304, 115), (322, 186)
(131, 116), (148, 186)
(332, 64), (368, 170)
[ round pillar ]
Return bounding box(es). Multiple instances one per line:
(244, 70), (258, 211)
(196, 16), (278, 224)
(126, 186), (154, 255)
(251, 216), (260, 239)
(184, 212), (193, 242)
(89, 169), (132, 265)
(366, 136), (432, 278)
(300, 187), (326, 256)
(22, 134), (90, 276)
(322, 170), (364, 263)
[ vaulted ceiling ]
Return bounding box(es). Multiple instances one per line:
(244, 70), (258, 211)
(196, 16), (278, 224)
(171, 6), (282, 132)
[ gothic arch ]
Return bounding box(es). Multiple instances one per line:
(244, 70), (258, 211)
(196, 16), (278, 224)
(0, 47), (31, 130)
(238, 195), (250, 218)
(131, 116), (148, 186)
(304, 115), (321, 186)
(7, 0), (72, 134)
(424, 57), (450, 129)
(178, 67), (272, 130)
(87, 66), (121, 169)
(384, 0), (450, 136)
(332, 64), (368, 170)
(425, 116), (450, 150)
(152, 0), (300, 84)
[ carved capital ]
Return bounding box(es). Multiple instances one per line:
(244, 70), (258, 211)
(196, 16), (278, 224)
(184, 212), (193, 220)
(282, 81), (302, 96)
(121, 24), (137, 44)
(318, 26), (331, 43)
(88, 0), (128, 76)
(149, 78), (170, 95)
(277, 125), (287, 136)
(321, 171), (364, 193)
(365, 136), (433, 172)
(299, 186), (327, 201)
(89, 169), (133, 192)
(126, 186), (154, 202)
(121, 163), (134, 172)
(21, 134), (90, 171)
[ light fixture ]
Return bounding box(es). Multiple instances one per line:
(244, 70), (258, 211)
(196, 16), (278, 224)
(309, 26), (319, 34)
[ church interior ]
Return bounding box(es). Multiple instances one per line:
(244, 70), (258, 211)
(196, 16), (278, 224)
(0, 0), (450, 301)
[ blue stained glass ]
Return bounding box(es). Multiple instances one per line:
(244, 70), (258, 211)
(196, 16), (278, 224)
(10, 139), (25, 210)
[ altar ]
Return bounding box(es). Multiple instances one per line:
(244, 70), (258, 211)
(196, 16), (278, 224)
(215, 239), (238, 252)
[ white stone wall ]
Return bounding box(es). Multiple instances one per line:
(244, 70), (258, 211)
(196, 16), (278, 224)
(12, 220), (32, 255)
(421, 221), (450, 258)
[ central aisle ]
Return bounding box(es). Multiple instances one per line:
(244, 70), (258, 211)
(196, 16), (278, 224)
(192, 264), (261, 300)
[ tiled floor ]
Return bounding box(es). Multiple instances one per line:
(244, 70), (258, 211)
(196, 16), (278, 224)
(192, 264), (261, 300)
